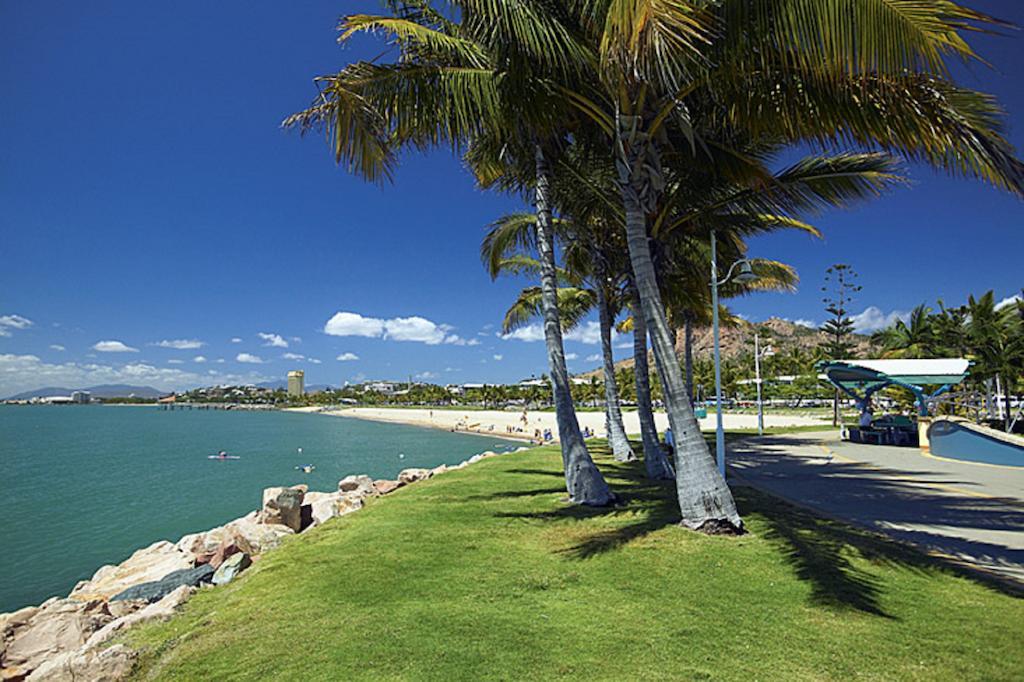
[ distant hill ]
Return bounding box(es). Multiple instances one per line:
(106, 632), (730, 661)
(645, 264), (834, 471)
(683, 316), (876, 362)
(584, 317), (877, 376)
(5, 384), (166, 400)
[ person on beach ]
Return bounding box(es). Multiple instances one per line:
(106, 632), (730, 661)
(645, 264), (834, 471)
(663, 428), (674, 455)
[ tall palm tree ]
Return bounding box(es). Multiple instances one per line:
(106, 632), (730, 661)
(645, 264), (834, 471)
(286, 5), (615, 505)
(484, 216), (637, 462)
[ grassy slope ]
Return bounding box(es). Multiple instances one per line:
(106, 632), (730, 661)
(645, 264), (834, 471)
(127, 442), (1023, 681)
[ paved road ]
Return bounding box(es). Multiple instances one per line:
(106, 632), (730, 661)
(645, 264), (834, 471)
(728, 431), (1024, 585)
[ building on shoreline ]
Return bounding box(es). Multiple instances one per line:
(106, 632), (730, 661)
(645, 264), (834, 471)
(287, 370), (305, 397)
(71, 390), (91, 404)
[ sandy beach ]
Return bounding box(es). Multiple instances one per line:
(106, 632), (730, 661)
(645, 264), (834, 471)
(290, 406), (829, 442)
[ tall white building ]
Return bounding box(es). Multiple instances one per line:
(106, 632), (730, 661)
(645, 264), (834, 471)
(287, 370), (305, 397)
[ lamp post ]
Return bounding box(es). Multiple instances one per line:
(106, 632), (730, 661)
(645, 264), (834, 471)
(753, 333), (774, 436)
(710, 229), (758, 476)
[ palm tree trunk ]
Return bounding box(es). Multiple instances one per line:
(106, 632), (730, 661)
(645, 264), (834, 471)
(615, 118), (741, 531)
(594, 269), (635, 462)
(535, 143), (613, 506)
(684, 314), (695, 403)
(631, 280), (674, 479)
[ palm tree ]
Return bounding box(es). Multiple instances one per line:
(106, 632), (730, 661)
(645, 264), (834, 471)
(286, 6), (615, 505)
(290, 0), (1024, 530)
(872, 305), (937, 358)
(965, 291), (1024, 430)
(555, 0), (1024, 532)
(484, 219), (636, 461)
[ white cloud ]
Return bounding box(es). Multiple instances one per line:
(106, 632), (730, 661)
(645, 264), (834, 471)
(93, 340), (139, 353)
(0, 353), (269, 397)
(324, 311), (468, 345)
(193, 356), (207, 363)
(167, 359), (184, 365)
(586, 354), (601, 362)
(308, 358), (322, 364)
(565, 321), (607, 345)
(414, 371), (439, 380)
(0, 328), (9, 338)
(282, 352), (305, 361)
(154, 339), (205, 350)
(384, 316), (461, 345)
(230, 337), (242, 343)
(216, 358), (225, 364)
(290, 336), (302, 343)
(492, 354), (503, 361)
(849, 306), (910, 333)
(236, 353), (265, 364)
(791, 319), (818, 329)
(258, 332), (288, 348)
(614, 342), (632, 350)
(565, 353), (578, 360)
(0, 314), (33, 330)
(996, 293), (1022, 310)
(500, 323), (545, 342)
(336, 352), (359, 362)
(50, 344), (66, 352)
(324, 312), (386, 338)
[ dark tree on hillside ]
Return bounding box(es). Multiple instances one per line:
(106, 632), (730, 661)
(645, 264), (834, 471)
(820, 264), (863, 426)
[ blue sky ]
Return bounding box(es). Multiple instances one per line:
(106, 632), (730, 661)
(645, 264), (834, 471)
(1, 1), (1022, 396)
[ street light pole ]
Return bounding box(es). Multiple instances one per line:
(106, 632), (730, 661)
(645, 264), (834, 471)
(709, 231), (758, 478)
(754, 332), (763, 436)
(710, 229), (725, 476)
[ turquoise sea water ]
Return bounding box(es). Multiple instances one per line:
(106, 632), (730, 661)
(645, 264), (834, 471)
(0, 405), (519, 613)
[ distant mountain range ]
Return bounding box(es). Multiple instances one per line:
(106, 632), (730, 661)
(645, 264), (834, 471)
(5, 384), (166, 400)
(583, 317), (878, 377)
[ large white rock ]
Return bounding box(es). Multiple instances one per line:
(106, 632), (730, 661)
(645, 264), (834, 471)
(69, 541), (193, 603)
(398, 468), (431, 485)
(308, 491), (365, 527)
(27, 643), (136, 681)
(3, 599), (112, 675)
(338, 474), (376, 495)
(226, 513), (293, 555)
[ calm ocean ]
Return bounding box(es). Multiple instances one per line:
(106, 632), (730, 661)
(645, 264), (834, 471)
(0, 405), (519, 613)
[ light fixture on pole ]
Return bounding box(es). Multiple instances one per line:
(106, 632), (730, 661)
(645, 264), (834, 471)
(754, 333), (774, 436)
(710, 229), (759, 477)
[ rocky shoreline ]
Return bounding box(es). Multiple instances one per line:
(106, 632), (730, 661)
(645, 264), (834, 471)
(0, 447), (527, 681)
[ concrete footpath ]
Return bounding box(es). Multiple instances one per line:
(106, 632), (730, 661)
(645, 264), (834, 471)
(727, 431), (1024, 585)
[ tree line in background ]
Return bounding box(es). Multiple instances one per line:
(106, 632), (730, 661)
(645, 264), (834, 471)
(872, 289), (1024, 429)
(288, 1), (1024, 531)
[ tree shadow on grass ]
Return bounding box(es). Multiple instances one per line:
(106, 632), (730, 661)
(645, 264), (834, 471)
(494, 435), (1023, 619)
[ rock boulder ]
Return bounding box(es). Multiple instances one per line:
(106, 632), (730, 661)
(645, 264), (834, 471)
(110, 564), (214, 604)
(69, 541), (193, 603)
(26, 643), (136, 681)
(398, 468), (431, 485)
(373, 479), (401, 495)
(338, 475), (375, 495)
(2, 599), (112, 676)
(258, 486), (306, 532)
(211, 553), (251, 586)
(225, 513), (293, 555)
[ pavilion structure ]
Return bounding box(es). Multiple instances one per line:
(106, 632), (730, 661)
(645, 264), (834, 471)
(817, 358), (971, 417)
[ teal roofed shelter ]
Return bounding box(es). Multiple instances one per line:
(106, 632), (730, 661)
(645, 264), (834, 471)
(817, 358), (971, 417)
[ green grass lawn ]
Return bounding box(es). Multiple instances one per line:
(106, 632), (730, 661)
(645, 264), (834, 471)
(126, 442), (1023, 681)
